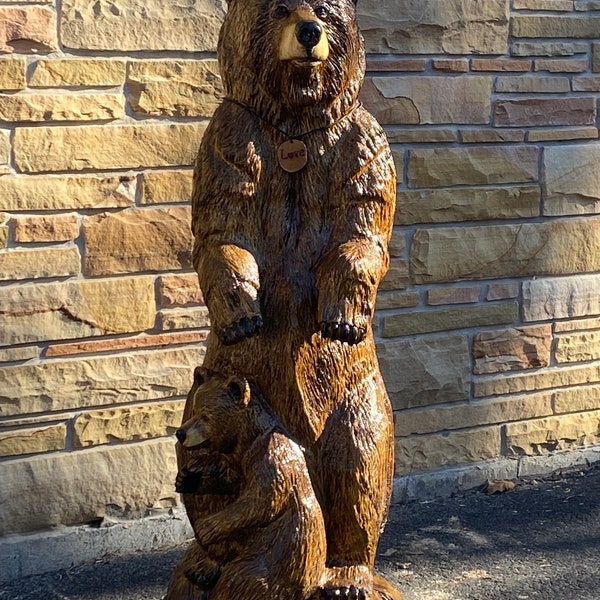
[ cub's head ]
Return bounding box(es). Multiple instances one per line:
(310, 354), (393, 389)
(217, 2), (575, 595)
(219, 0), (364, 123)
(176, 367), (251, 454)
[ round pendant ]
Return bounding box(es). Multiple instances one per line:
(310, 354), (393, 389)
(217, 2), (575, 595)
(277, 139), (308, 173)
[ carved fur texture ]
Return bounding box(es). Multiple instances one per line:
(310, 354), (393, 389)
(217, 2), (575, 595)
(179, 0), (401, 597)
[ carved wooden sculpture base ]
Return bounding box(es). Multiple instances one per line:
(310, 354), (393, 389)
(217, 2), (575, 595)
(166, 0), (403, 598)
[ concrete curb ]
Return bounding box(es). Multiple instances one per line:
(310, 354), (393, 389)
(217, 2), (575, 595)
(3, 445), (600, 585)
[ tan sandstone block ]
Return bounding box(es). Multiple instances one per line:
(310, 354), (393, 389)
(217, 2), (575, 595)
(527, 127), (598, 143)
(0, 6), (57, 54)
(0, 129), (9, 173)
(573, 77), (600, 92)
(432, 59), (470, 72)
(128, 60), (224, 118)
(0, 439), (179, 535)
(0, 91), (124, 122)
(513, 15), (600, 38)
(0, 174), (135, 211)
(495, 76), (570, 93)
(0, 57), (25, 90)
(13, 214), (80, 243)
(46, 331), (207, 358)
(0, 424), (66, 458)
(494, 97), (595, 127)
(13, 122), (206, 173)
(0, 276), (155, 346)
(0, 212), (7, 248)
(471, 58), (531, 72)
(554, 385), (600, 414)
(408, 146), (538, 188)
(535, 58), (588, 73)
(158, 273), (203, 308)
(512, 42), (588, 57)
(382, 302), (518, 338)
(395, 394), (553, 437)
(594, 44), (600, 72)
(395, 185), (539, 225)
(505, 412), (600, 456)
(487, 282), (520, 301)
(0, 247), (80, 281)
(61, 0), (226, 52)
(359, 0), (509, 55)
(29, 59), (126, 87)
(473, 325), (552, 374)
(375, 290), (420, 311)
(524, 275), (600, 322)
(0, 347), (204, 417)
(386, 129), (458, 144)
(544, 144), (600, 216)
(395, 426), (501, 476)
(379, 259), (409, 291)
(555, 317), (600, 333)
(156, 307), (211, 331)
(140, 170), (193, 205)
(474, 364), (600, 398)
(460, 129), (526, 143)
(427, 286), (481, 306)
(514, 0), (572, 9)
(555, 332), (600, 364)
(74, 401), (185, 448)
(411, 218), (600, 284)
(362, 76), (492, 125)
(83, 207), (192, 276)
(0, 346), (39, 363)
(378, 335), (470, 409)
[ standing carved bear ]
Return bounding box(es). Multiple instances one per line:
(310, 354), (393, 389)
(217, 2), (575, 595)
(187, 0), (398, 597)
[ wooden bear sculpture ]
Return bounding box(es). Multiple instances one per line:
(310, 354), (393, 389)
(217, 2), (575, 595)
(171, 0), (401, 597)
(166, 368), (327, 600)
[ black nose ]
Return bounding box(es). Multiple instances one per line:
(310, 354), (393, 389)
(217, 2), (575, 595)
(296, 21), (322, 50)
(175, 429), (187, 444)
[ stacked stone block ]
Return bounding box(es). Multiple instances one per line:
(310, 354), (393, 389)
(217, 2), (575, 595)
(1, 0), (600, 537)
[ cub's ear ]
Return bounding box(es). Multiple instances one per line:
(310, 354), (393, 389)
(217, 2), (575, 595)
(193, 366), (213, 387)
(227, 377), (251, 406)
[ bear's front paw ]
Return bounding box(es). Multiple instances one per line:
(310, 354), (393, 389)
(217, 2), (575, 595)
(320, 321), (366, 345)
(322, 585), (367, 600)
(219, 315), (263, 346)
(184, 563), (221, 591)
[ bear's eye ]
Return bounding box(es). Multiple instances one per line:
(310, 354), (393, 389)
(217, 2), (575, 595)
(274, 4), (290, 18)
(314, 5), (328, 18)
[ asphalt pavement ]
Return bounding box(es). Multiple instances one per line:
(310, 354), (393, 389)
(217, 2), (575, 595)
(2, 464), (599, 600)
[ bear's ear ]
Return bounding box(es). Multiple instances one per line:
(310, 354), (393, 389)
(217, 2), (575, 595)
(227, 377), (251, 406)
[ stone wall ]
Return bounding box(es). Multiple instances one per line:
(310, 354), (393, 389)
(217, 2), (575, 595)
(1, 0), (600, 537)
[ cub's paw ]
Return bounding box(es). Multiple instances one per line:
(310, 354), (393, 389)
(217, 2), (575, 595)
(175, 467), (202, 494)
(320, 321), (366, 345)
(322, 585), (368, 600)
(219, 315), (263, 346)
(184, 563), (221, 591)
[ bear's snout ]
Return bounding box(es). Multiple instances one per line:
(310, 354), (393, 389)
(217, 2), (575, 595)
(176, 428), (187, 444)
(296, 20), (322, 50)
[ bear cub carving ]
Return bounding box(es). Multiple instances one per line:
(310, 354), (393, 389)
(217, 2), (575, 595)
(168, 368), (327, 600)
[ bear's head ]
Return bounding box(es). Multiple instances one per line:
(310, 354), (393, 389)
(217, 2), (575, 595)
(219, 0), (365, 130)
(176, 367), (253, 455)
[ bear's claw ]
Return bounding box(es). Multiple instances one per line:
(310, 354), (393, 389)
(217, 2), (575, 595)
(320, 321), (366, 345)
(322, 585), (367, 600)
(220, 315), (263, 346)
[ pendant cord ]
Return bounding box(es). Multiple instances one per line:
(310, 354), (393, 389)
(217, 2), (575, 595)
(223, 97), (361, 141)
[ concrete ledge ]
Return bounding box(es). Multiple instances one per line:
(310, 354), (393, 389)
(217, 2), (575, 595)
(0, 509), (193, 585)
(3, 446), (600, 585)
(392, 444), (600, 503)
